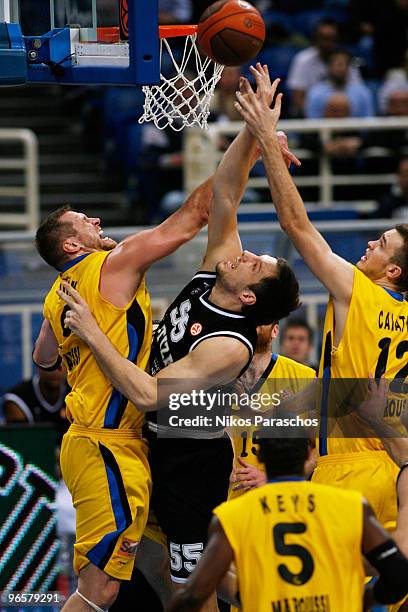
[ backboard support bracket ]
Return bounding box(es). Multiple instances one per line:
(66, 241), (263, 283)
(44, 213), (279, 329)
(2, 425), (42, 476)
(1, 0), (160, 86)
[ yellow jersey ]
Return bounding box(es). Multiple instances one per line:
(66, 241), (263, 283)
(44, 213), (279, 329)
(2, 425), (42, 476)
(228, 354), (315, 499)
(215, 479), (365, 612)
(43, 252), (152, 430)
(318, 266), (408, 456)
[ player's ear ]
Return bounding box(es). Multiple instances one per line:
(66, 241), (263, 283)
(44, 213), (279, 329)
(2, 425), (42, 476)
(386, 262), (403, 282)
(239, 288), (256, 306)
(271, 322), (279, 340)
(62, 238), (80, 255)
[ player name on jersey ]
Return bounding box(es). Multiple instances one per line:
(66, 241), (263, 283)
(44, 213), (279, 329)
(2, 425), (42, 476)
(271, 594), (331, 612)
(378, 309), (408, 332)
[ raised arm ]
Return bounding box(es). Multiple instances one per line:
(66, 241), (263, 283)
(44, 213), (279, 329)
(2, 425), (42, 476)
(362, 500), (408, 609)
(201, 66), (300, 271)
(234, 66), (354, 305)
(395, 466), (408, 558)
(100, 177), (213, 305)
(32, 318), (60, 369)
(58, 283), (249, 411)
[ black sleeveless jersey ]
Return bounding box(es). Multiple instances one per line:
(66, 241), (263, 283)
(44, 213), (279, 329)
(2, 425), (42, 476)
(148, 272), (258, 430)
(3, 374), (68, 424)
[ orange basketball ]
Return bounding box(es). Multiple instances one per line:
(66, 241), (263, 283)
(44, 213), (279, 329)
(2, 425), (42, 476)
(197, 0), (266, 66)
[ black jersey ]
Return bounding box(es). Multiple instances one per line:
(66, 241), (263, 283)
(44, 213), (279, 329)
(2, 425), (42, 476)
(150, 271), (257, 374)
(148, 272), (257, 431)
(3, 374), (68, 424)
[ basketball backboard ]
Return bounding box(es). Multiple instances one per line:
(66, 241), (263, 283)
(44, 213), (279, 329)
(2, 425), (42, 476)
(2, 0), (160, 85)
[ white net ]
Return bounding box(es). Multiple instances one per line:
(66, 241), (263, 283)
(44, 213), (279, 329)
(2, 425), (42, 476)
(139, 31), (224, 131)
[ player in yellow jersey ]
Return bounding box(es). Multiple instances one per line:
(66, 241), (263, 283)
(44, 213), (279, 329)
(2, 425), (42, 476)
(167, 436), (408, 612)
(228, 322), (315, 499)
(234, 65), (408, 533)
(356, 379), (408, 611)
(32, 181), (212, 612)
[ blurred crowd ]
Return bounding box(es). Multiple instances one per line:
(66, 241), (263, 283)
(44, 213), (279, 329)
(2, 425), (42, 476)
(77, 0), (408, 221)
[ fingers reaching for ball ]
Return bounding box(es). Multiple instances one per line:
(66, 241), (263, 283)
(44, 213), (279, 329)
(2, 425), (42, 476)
(234, 68), (282, 137)
(235, 68), (301, 168)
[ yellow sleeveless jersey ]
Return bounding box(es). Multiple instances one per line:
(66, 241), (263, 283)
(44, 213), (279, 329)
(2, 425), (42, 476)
(43, 252), (152, 430)
(318, 266), (408, 456)
(228, 355), (315, 500)
(215, 480), (365, 612)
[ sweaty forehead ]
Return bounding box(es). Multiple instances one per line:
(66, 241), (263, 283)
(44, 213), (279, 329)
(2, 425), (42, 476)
(261, 255), (278, 268)
(62, 211), (85, 224)
(385, 229), (402, 245)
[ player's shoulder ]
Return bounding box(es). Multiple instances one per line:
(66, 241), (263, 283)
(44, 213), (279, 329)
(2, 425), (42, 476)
(4, 378), (33, 399)
(163, 271), (216, 315)
(180, 271), (216, 298)
(44, 273), (62, 301)
(272, 354), (316, 379)
(353, 266), (408, 303)
(192, 271), (216, 285)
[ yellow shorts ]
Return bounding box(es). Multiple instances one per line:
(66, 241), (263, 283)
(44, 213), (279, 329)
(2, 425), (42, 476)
(312, 451), (399, 531)
(60, 424), (151, 580)
(143, 508), (167, 549)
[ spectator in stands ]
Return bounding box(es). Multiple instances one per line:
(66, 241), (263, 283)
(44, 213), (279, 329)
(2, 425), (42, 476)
(301, 93), (365, 175)
(305, 49), (374, 119)
(350, 0), (408, 78)
(287, 19), (361, 117)
(136, 121), (183, 223)
(135, 74), (198, 222)
(280, 317), (317, 371)
(192, 1), (212, 23)
(211, 66), (242, 123)
(322, 94), (364, 165)
(159, 0), (192, 24)
(3, 365), (68, 425)
(363, 86), (408, 171)
(385, 87), (408, 118)
(378, 51), (408, 114)
(374, 158), (408, 219)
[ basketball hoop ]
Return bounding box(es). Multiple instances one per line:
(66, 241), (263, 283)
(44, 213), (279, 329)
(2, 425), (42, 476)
(139, 25), (224, 131)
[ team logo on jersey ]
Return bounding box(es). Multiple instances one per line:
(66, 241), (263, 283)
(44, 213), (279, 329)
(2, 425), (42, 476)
(118, 538), (139, 557)
(190, 323), (203, 336)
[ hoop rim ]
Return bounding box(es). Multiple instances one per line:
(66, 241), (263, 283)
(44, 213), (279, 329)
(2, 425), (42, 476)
(96, 25), (198, 43)
(159, 25), (198, 39)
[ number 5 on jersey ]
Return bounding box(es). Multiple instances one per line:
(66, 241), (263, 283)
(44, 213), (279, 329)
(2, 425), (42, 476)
(170, 300), (192, 343)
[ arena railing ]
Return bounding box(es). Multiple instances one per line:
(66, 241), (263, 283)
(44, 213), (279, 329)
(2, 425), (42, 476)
(0, 298), (327, 386)
(0, 128), (40, 230)
(0, 218), (393, 389)
(184, 116), (408, 205)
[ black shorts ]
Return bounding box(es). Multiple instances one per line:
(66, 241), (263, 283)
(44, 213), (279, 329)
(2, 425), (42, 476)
(146, 429), (233, 581)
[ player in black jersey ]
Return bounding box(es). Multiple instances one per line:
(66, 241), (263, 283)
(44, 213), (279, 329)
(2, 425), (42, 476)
(4, 366), (68, 425)
(59, 69), (301, 609)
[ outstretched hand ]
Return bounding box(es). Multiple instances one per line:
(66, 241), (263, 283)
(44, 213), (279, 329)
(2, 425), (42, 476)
(235, 64), (292, 157)
(57, 282), (100, 343)
(237, 64), (300, 168)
